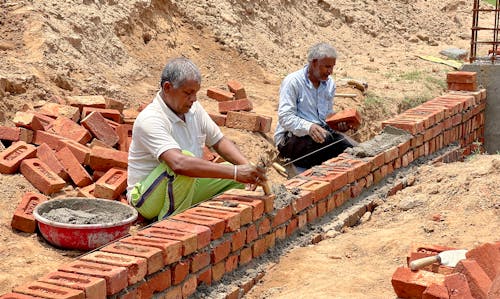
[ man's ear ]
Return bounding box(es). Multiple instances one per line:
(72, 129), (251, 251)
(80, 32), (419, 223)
(162, 81), (172, 93)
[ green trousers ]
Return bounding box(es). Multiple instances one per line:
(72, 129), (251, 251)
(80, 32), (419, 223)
(130, 152), (243, 220)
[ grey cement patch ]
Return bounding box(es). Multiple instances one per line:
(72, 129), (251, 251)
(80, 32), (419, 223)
(346, 126), (412, 157)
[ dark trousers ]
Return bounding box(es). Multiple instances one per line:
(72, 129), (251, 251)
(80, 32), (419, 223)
(277, 126), (354, 169)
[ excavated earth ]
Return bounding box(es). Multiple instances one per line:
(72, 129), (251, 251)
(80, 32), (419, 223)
(0, 0), (499, 298)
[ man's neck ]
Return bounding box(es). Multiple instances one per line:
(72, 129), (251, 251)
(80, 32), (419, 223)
(160, 91), (186, 121)
(307, 68), (320, 89)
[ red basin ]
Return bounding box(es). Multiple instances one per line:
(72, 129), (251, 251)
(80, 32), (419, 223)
(33, 198), (138, 251)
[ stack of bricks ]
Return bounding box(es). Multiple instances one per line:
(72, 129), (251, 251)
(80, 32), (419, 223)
(206, 79), (272, 133)
(447, 71), (478, 92)
(392, 242), (500, 298)
(0, 95), (137, 233)
(0, 71), (492, 298)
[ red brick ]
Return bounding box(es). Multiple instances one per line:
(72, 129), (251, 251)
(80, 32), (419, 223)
(172, 260), (190, 285)
(170, 212), (225, 241)
(186, 206), (240, 232)
(58, 139), (91, 165)
(245, 224), (257, 243)
(444, 273), (473, 298)
(189, 251), (210, 273)
(225, 254), (239, 273)
(240, 277), (255, 295)
(0, 126), (33, 143)
(211, 239), (231, 263)
(301, 180), (332, 203)
(137, 226), (196, 256)
(93, 167), (127, 199)
(222, 188), (275, 213)
(13, 281), (84, 299)
(213, 193), (265, 221)
(256, 217), (271, 235)
(100, 241), (164, 274)
(50, 116), (92, 144)
(13, 111), (54, 131)
(208, 113), (226, 126)
(36, 143), (68, 180)
(81, 107), (122, 123)
(199, 200), (252, 226)
(39, 103), (80, 121)
(56, 146), (92, 187)
(212, 261), (225, 282)
(162, 285), (182, 299)
(301, 167), (348, 192)
(38, 271), (106, 299)
(77, 183), (96, 198)
(297, 212), (308, 228)
(225, 111), (260, 131)
(154, 219), (211, 250)
(252, 237), (268, 257)
(79, 251), (147, 285)
(11, 192), (47, 233)
(258, 115), (272, 133)
(20, 158), (66, 195)
(231, 229), (246, 252)
(271, 205), (292, 228)
(227, 79), (246, 99)
(290, 190), (313, 214)
(239, 247), (253, 265)
(465, 242), (500, 280)
(0, 141), (37, 174)
(382, 118), (424, 135)
(391, 266), (445, 299)
(326, 108), (362, 131)
(88, 146), (128, 171)
(0, 293), (44, 299)
(67, 95), (107, 111)
(455, 259), (491, 298)
(81, 111), (119, 147)
(181, 274), (197, 298)
(206, 87), (234, 102)
(197, 267), (212, 286)
(119, 235), (183, 265)
(115, 124), (133, 152)
(489, 275), (500, 299)
(447, 71), (477, 84)
(422, 283), (448, 299)
(138, 269), (171, 297)
(286, 217), (298, 236)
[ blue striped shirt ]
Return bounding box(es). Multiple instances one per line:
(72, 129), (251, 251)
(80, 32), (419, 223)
(274, 65), (336, 146)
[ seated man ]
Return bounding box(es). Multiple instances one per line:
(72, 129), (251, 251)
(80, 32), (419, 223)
(127, 57), (267, 220)
(274, 42), (357, 176)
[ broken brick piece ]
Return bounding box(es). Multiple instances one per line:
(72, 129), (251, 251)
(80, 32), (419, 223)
(39, 102), (80, 122)
(11, 192), (48, 233)
(227, 79), (247, 99)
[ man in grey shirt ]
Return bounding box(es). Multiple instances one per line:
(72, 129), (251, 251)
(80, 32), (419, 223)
(274, 43), (356, 175)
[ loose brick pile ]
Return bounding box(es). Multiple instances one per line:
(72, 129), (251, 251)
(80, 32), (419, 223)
(0, 71), (493, 298)
(206, 79), (272, 133)
(392, 242), (500, 298)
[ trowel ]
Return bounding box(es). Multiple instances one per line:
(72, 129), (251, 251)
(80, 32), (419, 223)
(409, 249), (467, 271)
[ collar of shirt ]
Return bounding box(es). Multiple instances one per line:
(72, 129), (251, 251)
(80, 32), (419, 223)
(153, 91), (194, 124)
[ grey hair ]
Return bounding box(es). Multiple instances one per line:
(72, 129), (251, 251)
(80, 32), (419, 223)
(307, 43), (337, 63)
(160, 57), (202, 89)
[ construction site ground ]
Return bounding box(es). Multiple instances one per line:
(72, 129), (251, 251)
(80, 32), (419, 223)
(0, 0), (499, 298)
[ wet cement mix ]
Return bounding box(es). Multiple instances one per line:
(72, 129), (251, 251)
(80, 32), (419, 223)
(39, 198), (135, 225)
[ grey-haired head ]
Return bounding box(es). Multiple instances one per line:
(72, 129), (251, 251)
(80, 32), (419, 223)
(160, 57), (202, 89)
(307, 43), (337, 63)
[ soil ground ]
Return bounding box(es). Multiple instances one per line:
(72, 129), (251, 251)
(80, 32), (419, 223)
(0, 0), (499, 297)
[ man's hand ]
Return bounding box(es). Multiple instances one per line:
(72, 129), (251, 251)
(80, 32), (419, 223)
(336, 121), (350, 132)
(309, 123), (328, 143)
(235, 164), (267, 185)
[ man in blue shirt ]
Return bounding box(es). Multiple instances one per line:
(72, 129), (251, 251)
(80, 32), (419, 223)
(274, 43), (356, 175)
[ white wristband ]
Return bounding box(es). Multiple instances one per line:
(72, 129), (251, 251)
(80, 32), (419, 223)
(233, 165), (238, 181)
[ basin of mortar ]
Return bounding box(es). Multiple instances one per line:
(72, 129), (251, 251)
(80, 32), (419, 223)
(33, 197), (138, 250)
